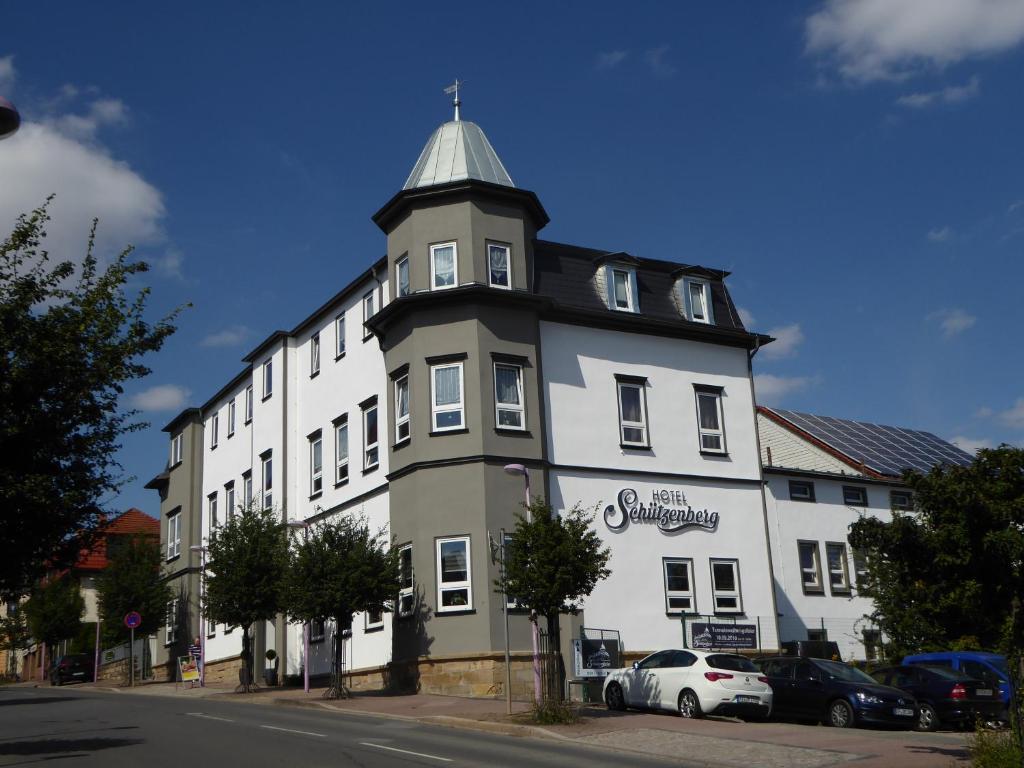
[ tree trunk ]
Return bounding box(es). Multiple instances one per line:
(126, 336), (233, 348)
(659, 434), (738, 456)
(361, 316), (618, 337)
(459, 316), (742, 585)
(241, 624), (252, 692)
(546, 613), (565, 702)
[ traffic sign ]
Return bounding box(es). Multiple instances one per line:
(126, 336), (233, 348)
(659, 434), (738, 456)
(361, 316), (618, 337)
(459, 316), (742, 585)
(124, 611), (142, 629)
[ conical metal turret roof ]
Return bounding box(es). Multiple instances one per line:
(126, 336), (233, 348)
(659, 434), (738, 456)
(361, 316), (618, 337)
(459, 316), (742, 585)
(403, 119), (515, 190)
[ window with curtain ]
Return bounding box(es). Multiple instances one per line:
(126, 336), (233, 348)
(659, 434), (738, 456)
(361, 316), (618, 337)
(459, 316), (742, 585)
(488, 244), (510, 288)
(310, 333), (320, 376)
(396, 256), (410, 297)
(363, 404), (378, 469)
(695, 389), (726, 453)
(437, 537), (472, 611)
(494, 363), (524, 429)
(430, 242), (457, 289)
(395, 375), (410, 442)
(432, 363), (464, 431)
(335, 315), (346, 357)
(798, 541), (822, 592)
(617, 381), (648, 446)
(335, 417), (349, 482)
(310, 434), (323, 495)
(398, 545), (414, 616)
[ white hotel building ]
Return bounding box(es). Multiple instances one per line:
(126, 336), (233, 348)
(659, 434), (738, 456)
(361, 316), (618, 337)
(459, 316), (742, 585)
(148, 103), (972, 693)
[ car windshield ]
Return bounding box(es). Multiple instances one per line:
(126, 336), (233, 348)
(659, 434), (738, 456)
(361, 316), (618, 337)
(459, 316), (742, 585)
(707, 654), (759, 672)
(815, 660), (876, 684)
(921, 666), (971, 681)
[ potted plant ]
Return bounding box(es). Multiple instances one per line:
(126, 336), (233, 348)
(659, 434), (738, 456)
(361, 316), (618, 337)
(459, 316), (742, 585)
(264, 649), (278, 687)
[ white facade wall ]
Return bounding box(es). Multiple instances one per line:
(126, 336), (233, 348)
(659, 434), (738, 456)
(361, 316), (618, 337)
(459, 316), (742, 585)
(541, 321), (778, 654)
(764, 472), (897, 661)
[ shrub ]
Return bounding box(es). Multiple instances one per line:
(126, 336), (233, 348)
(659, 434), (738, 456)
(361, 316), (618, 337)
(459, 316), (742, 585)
(968, 725), (1022, 768)
(530, 698), (579, 725)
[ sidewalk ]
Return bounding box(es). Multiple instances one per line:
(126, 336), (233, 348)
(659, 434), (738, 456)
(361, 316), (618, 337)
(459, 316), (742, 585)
(85, 680), (971, 768)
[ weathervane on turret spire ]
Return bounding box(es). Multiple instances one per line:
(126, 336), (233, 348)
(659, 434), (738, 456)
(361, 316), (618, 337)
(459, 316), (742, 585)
(443, 79), (464, 122)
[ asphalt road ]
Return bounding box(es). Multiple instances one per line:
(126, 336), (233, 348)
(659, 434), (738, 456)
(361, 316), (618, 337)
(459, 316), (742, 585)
(0, 685), (682, 767)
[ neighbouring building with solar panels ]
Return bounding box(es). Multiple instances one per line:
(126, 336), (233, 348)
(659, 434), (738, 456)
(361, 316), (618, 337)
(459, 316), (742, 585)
(757, 406), (974, 661)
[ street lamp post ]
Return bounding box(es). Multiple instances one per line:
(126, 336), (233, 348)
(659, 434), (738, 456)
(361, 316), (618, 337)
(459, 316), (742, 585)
(286, 520), (311, 694)
(189, 545), (208, 687)
(503, 463), (542, 703)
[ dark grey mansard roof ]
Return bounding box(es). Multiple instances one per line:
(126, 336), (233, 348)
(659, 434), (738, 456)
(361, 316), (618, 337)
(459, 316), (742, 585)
(532, 239), (749, 333)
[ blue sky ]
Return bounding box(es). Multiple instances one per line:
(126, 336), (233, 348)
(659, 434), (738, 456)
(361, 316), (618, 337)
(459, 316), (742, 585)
(2, 1), (1022, 517)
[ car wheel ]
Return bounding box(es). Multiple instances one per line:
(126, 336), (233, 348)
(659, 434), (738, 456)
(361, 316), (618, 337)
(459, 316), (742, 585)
(916, 703), (939, 732)
(605, 683), (627, 712)
(678, 689), (703, 719)
(828, 699), (855, 728)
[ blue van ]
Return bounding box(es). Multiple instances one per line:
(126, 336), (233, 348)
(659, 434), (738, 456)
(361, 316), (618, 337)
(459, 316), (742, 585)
(902, 652), (1011, 714)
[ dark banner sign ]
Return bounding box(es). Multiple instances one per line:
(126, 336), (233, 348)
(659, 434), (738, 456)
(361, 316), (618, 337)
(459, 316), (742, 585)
(691, 622), (757, 650)
(572, 634), (621, 678)
(603, 488), (720, 535)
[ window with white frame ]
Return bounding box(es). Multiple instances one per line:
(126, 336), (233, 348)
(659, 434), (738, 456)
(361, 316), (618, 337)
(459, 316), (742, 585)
(363, 402), (379, 469)
(826, 542), (851, 593)
(682, 278), (713, 324)
(395, 375), (410, 443)
(224, 482), (235, 521)
(798, 541), (823, 593)
(396, 256), (410, 297)
(242, 470), (252, 509)
(309, 433), (323, 496)
(335, 415), (349, 483)
(310, 332), (320, 376)
(165, 598), (178, 644)
(210, 412), (219, 449)
(430, 242), (457, 290)
(852, 547), (868, 587)
(170, 433), (183, 466)
(166, 512), (181, 560)
(789, 480), (815, 502)
(710, 559), (742, 613)
(365, 606), (384, 631)
(663, 558), (695, 614)
(494, 363), (524, 429)
(398, 545), (414, 616)
(362, 290), (376, 339)
(261, 452), (273, 510)
(431, 362), (464, 431)
(227, 398), (236, 437)
(616, 378), (648, 447)
(310, 619), (325, 642)
(262, 360), (273, 399)
(335, 315), (346, 358)
(245, 385), (253, 423)
(208, 492), (218, 530)
(843, 485), (868, 506)
(890, 490), (913, 510)
(437, 536), (472, 611)
(488, 243), (510, 288)
(695, 387), (726, 454)
(606, 265), (637, 312)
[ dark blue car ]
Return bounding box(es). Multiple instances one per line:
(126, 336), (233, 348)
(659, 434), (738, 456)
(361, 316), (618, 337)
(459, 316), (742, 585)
(902, 652), (1011, 717)
(872, 665), (1004, 731)
(758, 656), (918, 729)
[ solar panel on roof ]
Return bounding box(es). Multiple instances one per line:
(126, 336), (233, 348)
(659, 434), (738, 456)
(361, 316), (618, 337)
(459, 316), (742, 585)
(771, 409), (974, 477)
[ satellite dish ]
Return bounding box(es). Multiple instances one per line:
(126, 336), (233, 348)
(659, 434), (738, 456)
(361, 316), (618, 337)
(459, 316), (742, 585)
(0, 97), (21, 140)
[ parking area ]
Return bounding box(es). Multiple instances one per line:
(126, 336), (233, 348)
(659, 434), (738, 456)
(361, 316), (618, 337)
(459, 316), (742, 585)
(562, 707), (971, 768)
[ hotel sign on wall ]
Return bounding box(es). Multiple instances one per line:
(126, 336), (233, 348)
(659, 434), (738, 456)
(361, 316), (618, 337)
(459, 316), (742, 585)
(603, 488), (720, 535)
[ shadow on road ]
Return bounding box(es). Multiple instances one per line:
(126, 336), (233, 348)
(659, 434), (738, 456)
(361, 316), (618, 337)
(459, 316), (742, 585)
(0, 696), (78, 707)
(0, 737), (144, 757)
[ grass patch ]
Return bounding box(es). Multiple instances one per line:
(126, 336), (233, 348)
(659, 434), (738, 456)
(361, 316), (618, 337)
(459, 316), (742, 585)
(968, 725), (1023, 768)
(530, 698), (580, 725)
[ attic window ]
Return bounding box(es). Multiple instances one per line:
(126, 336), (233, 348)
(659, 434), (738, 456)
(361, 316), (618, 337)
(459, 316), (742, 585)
(606, 265), (638, 313)
(681, 278), (714, 324)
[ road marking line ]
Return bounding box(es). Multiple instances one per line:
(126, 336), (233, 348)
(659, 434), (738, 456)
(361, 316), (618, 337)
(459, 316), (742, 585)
(260, 725), (327, 738)
(359, 742), (453, 762)
(186, 712), (235, 722)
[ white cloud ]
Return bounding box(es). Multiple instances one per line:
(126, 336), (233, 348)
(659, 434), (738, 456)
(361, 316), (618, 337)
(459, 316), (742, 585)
(761, 323), (805, 360)
(949, 435), (993, 454)
(998, 398), (1024, 429)
(927, 225), (953, 242)
(596, 50), (628, 70)
(806, 0), (1024, 82)
(644, 46), (677, 77)
(128, 384), (190, 412)
(754, 373), (818, 405)
(0, 58), (165, 271)
(1009, 199), (1024, 213)
(153, 248), (184, 280)
(200, 325), (253, 348)
(897, 76), (980, 107)
(736, 306), (756, 328)
(928, 308), (977, 337)
(975, 406), (994, 418)
(0, 55), (14, 92)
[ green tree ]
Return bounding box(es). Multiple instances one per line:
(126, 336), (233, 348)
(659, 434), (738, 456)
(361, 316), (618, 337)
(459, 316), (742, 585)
(203, 502), (288, 691)
(0, 200), (184, 599)
(0, 609), (29, 677)
(96, 534), (171, 648)
(498, 500), (612, 702)
(282, 515), (399, 698)
(24, 576), (85, 676)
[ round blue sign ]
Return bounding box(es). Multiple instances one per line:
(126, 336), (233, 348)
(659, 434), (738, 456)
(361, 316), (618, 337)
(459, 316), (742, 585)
(124, 611), (142, 629)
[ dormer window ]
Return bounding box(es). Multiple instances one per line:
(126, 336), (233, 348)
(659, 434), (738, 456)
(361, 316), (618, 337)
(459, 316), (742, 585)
(430, 242), (457, 290)
(682, 278), (714, 324)
(606, 265), (638, 313)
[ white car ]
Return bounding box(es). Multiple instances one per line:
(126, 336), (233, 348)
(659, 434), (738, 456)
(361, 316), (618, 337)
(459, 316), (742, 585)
(603, 648), (772, 720)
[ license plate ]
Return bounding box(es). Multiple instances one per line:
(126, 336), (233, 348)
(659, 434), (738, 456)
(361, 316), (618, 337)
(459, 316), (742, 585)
(894, 708), (914, 717)
(736, 695), (760, 704)
(976, 689), (992, 696)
